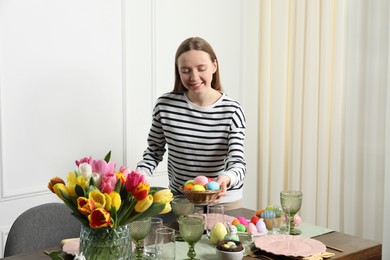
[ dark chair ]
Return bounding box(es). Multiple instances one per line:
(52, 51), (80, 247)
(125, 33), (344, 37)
(4, 203), (81, 257)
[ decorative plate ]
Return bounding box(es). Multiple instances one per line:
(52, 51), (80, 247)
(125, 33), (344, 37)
(62, 238), (80, 255)
(254, 234), (326, 257)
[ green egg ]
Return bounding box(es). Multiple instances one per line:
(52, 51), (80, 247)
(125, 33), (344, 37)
(236, 223), (246, 232)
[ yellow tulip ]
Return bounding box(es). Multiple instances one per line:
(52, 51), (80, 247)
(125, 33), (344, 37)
(104, 191), (121, 211)
(135, 195), (153, 212)
(159, 202), (172, 214)
(76, 175), (89, 190)
(53, 183), (69, 200)
(66, 172), (77, 196)
(89, 190), (106, 209)
(153, 189), (173, 204)
(104, 193), (112, 211)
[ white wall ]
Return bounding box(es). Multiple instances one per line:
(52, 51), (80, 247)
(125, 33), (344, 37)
(0, 0), (259, 256)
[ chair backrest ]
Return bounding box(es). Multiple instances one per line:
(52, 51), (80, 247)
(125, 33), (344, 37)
(4, 202), (81, 257)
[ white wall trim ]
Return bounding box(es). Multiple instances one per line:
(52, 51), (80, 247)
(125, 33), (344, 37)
(0, 189), (51, 202)
(121, 0), (128, 166)
(1, 226), (10, 257)
(151, 0), (157, 107)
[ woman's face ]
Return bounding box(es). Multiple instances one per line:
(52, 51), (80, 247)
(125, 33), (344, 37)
(177, 50), (217, 94)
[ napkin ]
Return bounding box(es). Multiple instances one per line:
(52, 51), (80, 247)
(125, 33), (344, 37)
(245, 244), (335, 259)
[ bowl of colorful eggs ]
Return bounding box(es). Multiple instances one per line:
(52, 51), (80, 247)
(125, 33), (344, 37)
(228, 214), (268, 243)
(182, 175), (221, 204)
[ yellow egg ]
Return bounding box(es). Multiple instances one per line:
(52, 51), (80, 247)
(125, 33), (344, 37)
(191, 184), (206, 191)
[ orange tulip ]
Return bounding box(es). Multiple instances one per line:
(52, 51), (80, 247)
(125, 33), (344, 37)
(88, 208), (112, 228)
(48, 177), (65, 193)
(77, 197), (95, 215)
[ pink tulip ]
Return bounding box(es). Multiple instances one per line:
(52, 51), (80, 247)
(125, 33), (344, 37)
(125, 171), (147, 193)
(91, 159), (116, 176)
(76, 156), (92, 167)
(100, 172), (117, 194)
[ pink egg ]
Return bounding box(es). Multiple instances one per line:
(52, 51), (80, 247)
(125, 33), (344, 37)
(256, 219), (267, 233)
(247, 222), (258, 234)
(294, 214), (301, 226)
(237, 216), (248, 226)
(194, 175), (209, 186)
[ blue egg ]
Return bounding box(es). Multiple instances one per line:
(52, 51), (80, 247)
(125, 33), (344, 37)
(260, 210), (275, 218)
(206, 181), (220, 190)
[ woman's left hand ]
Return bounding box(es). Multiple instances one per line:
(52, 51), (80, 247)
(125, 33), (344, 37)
(216, 175), (231, 198)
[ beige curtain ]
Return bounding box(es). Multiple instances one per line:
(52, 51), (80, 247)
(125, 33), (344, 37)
(257, 0), (389, 257)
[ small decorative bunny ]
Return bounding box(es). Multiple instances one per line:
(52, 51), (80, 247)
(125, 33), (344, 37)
(224, 222), (239, 241)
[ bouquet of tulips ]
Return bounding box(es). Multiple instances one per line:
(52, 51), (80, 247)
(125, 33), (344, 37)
(48, 151), (173, 228)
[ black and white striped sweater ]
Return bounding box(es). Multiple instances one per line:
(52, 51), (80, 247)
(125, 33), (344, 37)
(137, 92), (246, 203)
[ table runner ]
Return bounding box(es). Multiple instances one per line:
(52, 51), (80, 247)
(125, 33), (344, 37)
(174, 223), (334, 259)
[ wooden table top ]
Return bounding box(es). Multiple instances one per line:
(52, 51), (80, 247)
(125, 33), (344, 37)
(1, 207), (382, 259)
(226, 208), (382, 259)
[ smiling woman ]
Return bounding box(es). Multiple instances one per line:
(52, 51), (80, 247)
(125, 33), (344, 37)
(136, 37), (247, 211)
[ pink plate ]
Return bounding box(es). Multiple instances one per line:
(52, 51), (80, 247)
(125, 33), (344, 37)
(62, 238), (79, 255)
(254, 234), (326, 257)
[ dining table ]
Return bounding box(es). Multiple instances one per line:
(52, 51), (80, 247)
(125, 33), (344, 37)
(1, 207), (382, 259)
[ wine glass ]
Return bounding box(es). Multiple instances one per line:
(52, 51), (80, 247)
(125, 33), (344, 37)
(171, 195), (195, 218)
(130, 217), (152, 259)
(280, 190), (303, 235)
(172, 195), (195, 241)
(178, 214), (205, 260)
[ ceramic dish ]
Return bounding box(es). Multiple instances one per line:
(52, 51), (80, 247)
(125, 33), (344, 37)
(62, 238), (79, 255)
(254, 234), (326, 257)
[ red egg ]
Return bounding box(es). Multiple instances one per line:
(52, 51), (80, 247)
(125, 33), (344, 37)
(250, 215), (259, 225)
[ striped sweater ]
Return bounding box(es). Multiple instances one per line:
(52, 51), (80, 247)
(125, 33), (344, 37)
(137, 92), (246, 203)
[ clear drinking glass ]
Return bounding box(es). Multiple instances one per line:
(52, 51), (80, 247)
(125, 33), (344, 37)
(272, 205), (290, 235)
(155, 227), (176, 260)
(143, 217), (163, 259)
(206, 204), (224, 238)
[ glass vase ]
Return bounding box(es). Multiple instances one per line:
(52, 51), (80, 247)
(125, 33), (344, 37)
(79, 224), (132, 260)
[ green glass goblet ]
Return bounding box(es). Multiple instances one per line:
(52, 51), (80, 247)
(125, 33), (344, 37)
(280, 190), (303, 235)
(178, 214), (205, 260)
(130, 217), (152, 259)
(172, 195), (195, 219)
(172, 195), (194, 241)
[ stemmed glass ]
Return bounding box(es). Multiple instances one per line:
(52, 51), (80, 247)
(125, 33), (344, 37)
(172, 195), (195, 218)
(130, 217), (152, 259)
(172, 195), (195, 241)
(280, 190), (303, 235)
(178, 214), (205, 260)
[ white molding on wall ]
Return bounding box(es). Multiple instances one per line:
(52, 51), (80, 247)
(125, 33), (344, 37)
(121, 0), (128, 166)
(0, 189), (51, 202)
(0, 227), (10, 257)
(151, 0), (157, 106)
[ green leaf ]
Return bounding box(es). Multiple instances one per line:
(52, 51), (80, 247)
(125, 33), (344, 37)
(44, 249), (64, 260)
(71, 212), (89, 226)
(115, 179), (122, 193)
(90, 176), (96, 187)
(104, 151), (111, 163)
(75, 184), (85, 197)
(122, 203), (165, 225)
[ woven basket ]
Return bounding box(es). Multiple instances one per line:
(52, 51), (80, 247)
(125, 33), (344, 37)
(182, 189), (220, 204)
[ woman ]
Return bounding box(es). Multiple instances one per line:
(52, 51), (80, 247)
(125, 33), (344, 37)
(137, 37), (246, 210)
